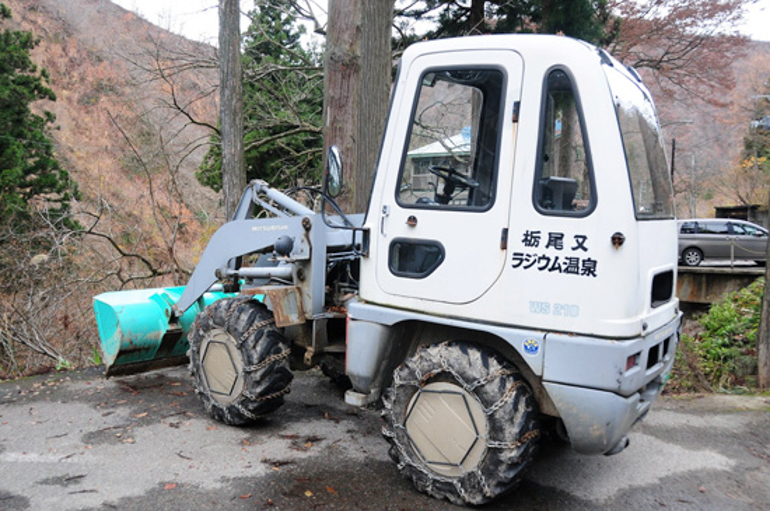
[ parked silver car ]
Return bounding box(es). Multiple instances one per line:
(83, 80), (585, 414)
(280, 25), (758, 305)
(678, 218), (768, 266)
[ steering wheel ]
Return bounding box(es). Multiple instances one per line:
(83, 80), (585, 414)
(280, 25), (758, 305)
(428, 165), (480, 189)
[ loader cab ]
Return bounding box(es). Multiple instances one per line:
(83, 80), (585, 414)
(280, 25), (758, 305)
(360, 35), (678, 339)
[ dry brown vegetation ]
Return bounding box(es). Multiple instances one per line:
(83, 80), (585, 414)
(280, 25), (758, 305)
(1, 0), (223, 377)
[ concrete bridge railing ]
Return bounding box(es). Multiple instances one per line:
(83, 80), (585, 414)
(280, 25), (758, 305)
(677, 266), (764, 306)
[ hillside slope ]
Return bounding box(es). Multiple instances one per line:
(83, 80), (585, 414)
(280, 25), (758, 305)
(6, 0), (222, 227)
(654, 40), (770, 218)
(1, 0), (224, 376)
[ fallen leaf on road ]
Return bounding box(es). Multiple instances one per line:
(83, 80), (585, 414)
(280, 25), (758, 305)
(261, 458), (294, 468)
(134, 412), (148, 418)
(206, 426), (217, 431)
(304, 490), (313, 497)
(239, 493), (252, 499)
(326, 486), (337, 494)
(164, 483), (177, 490)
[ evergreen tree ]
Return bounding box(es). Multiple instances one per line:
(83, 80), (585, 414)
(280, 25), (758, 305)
(395, 0), (612, 45)
(0, 4), (75, 226)
(197, 0), (323, 192)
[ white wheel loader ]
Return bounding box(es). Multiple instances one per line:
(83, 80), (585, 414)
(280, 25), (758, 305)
(94, 35), (681, 505)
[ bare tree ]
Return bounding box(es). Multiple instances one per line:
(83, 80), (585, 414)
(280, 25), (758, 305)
(0, 212), (91, 376)
(607, 0), (750, 104)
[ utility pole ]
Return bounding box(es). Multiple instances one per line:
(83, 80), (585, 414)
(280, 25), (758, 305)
(689, 153), (696, 217)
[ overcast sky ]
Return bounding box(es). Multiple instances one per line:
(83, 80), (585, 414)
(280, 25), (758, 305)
(112, 0), (770, 44)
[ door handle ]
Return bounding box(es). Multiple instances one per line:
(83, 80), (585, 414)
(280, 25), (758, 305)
(380, 205), (390, 236)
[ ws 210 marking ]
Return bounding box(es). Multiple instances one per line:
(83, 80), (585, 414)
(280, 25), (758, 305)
(529, 301), (580, 317)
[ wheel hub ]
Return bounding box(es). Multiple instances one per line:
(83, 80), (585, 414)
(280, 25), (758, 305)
(404, 381), (488, 477)
(200, 328), (244, 404)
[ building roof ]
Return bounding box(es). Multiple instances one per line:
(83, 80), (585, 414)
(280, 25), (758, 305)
(408, 127), (471, 159)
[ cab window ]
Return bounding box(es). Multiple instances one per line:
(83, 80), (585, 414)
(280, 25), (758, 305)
(397, 68), (504, 210)
(605, 66), (674, 219)
(534, 69), (594, 215)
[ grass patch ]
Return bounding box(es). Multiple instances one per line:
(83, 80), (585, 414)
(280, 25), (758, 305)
(669, 278), (763, 393)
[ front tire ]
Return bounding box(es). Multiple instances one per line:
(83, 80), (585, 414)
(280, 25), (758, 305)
(188, 297), (293, 425)
(382, 342), (540, 505)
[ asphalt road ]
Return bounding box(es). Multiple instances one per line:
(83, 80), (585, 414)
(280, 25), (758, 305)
(1, 367), (769, 510)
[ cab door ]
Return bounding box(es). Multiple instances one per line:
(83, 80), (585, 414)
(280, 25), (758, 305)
(374, 51), (522, 304)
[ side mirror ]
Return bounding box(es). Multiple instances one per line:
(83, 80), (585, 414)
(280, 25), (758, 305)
(325, 146), (343, 198)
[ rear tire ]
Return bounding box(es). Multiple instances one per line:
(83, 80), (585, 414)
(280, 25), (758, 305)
(681, 247), (703, 266)
(382, 342), (540, 505)
(188, 297), (293, 425)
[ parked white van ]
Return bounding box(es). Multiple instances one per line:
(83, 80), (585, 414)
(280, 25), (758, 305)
(678, 218), (768, 266)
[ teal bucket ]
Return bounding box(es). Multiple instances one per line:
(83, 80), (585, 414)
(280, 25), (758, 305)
(93, 286), (233, 376)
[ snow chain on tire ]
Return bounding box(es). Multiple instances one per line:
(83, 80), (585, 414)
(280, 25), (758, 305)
(381, 341), (540, 505)
(188, 297), (293, 426)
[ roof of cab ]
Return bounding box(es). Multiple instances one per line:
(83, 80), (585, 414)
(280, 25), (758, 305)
(401, 34), (598, 63)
